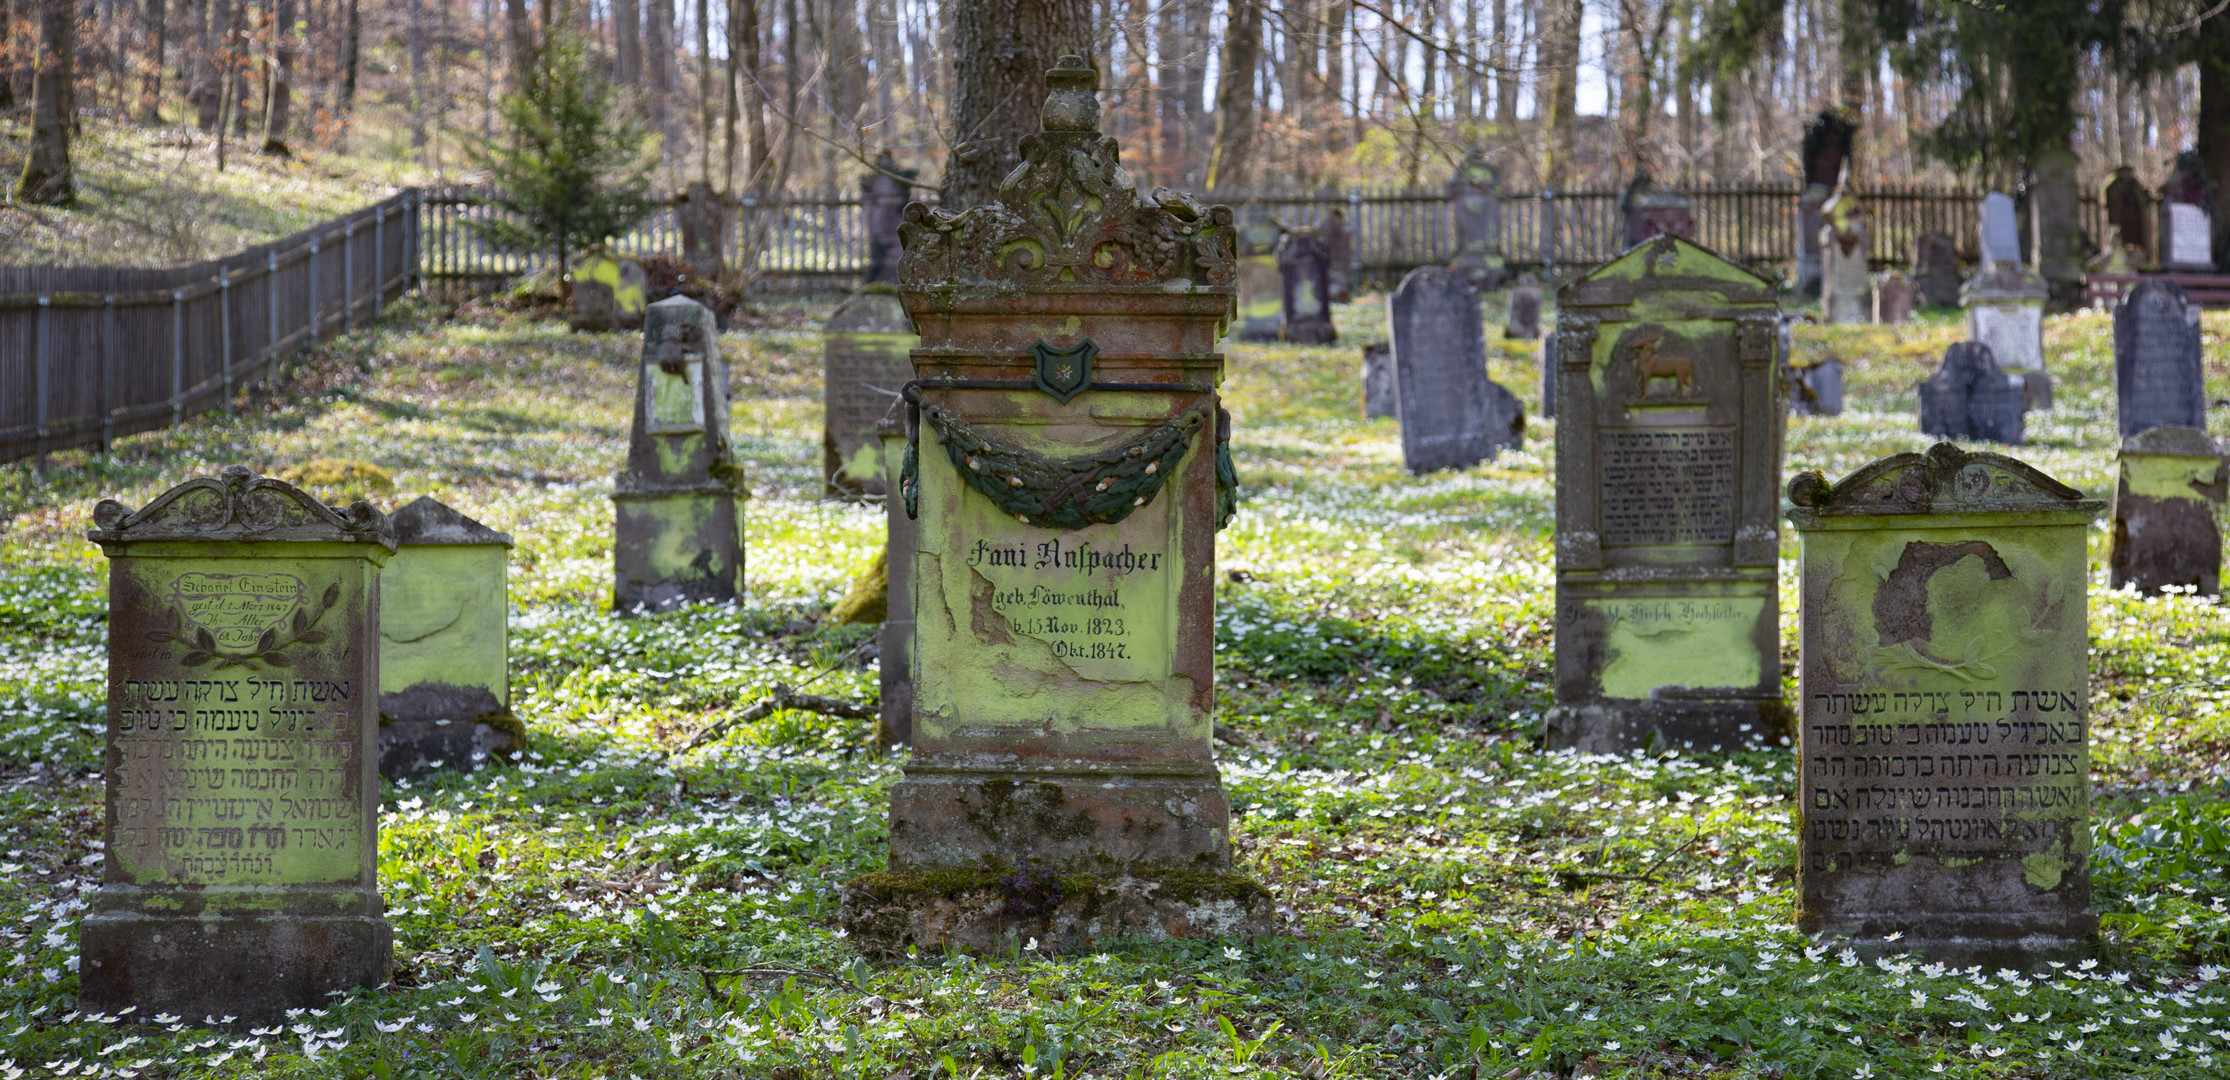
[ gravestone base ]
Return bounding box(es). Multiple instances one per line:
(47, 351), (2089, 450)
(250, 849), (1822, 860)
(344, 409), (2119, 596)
(1545, 698), (1795, 756)
(839, 865), (1275, 957)
(611, 489), (746, 613)
(1801, 903), (2098, 968)
(80, 890), (391, 1024)
(378, 715), (523, 779)
(886, 768), (1234, 870)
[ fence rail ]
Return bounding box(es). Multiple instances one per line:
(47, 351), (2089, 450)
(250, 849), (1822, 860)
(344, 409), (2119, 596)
(418, 184), (2142, 291)
(0, 190), (421, 467)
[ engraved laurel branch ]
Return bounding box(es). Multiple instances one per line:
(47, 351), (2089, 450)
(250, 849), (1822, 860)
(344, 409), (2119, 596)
(147, 582), (340, 671)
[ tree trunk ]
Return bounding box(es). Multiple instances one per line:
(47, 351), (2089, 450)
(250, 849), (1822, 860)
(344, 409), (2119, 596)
(697, 0), (712, 186)
(2201, 14), (2230, 270)
(340, 0), (359, 110)
(504, 0), (531, 89)
(939, 0), (1094, 210)
(1539, 0), (1581, 187)
(139, 0), (167, 120)
(647, 0), (675, 175)
(15, 0), (74, 204)
(197, 0), (225, 128)
(615, 0), (639, 85)
(262, 0), (294, 151)
(737, 0), (766, 192)
(407, 0), (426, 147)
(1206, 0), (1260, 189)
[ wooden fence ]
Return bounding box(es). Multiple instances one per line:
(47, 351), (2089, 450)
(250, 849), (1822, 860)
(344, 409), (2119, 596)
(418, 183), (2138, 291)
(0, 190), (421, 467)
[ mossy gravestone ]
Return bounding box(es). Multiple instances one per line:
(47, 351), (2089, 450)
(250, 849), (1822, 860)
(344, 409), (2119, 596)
(1962, 261), (2052, 410)
(568, 245), (648, 332)
(377, 496), (519, 779)
(823, 289), (919, 498)
(1360, 343), (1395, 419)
(1276, 228), (1337, 345)
(1233, 206), (1283, 342)
(1787, 444), (2102, 962)
(1448, 150), (1507, 290)
(842, 56), (1270, 953)
(81, 466), (394, 1021)
(613, 296), (747, 613)
(2110, 425), (2227, 597)
(1549, 233), (1790, 753)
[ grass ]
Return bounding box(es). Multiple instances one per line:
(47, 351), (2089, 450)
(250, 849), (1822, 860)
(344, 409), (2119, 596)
(0, 288), (2227, 1078)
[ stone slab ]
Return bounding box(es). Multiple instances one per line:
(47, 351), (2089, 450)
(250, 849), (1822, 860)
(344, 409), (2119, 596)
(1979, 192), (2021, 267)
(823, 290), (918, 497)
(1505, 285), (1543, 340)
(614, 296), (747, 612)
(2115, 280), (2206, 439)
(1918, 342), (2027, 446)
(1361, 343), (1396, 420)
(2110, 425), (2226, 597)
(377, 496), (516, 778)
(1234, 255), (1284, 342)
(1912, 233), (1962, 309)
(877, 419), (917, 748)
(1277, 230), (1337, 345)
(1874, 274), (1913, 324)
(1789, 361), (1844, 417)
(2163, 203), (2215, 272)
(1388, 267), (1522, 474)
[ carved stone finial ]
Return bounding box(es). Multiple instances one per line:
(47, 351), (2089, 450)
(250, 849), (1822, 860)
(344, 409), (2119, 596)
(1041, 55), (1101, 133)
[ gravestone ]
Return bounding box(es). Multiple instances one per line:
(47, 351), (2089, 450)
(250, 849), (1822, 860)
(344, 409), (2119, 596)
(1538, 332), (1556, 419)
(1388, 266), (1523, 474)
(844, 56), (1270, 952)
(2110, 425), (2227, 597)
(1788, 361), (1844, 417)
(2115, 279), (2205, 439)
(1874, 273), (1913, 324)
(823, 290), (920, 497)
(1448, 150), (1508, 289)
(1234, 204), (1285, 342)
(612, 296), (747, 612)
(862, 150), (918, 285)
(2161, 152), (2216, 273)
(1504, 283), (1543, 340)
(81, 466), (394, 1021)
(1320, 207), (1354, 303)
(1361, 343), (1396, 419)
(1961, 260), (2052, 409)
(1787, 443), (2102, 962)
(1819, 188), (1872, 324)
(1978, 192), (2022, 268)
(676, 181), (728, 280)
(1549, 233), (1789, 753)
(2103, 165), (2150, 263)
(1620, 173), (1696, 246)
(1911, 233), (1962, 309)
(377, 496), (518, 779)
(1796, 111), (1859, 297)
(568, 245), (648, 332)
(876, 415), (917, 747)
(1277, 228), (1338, 344)
(1917, 342), (2026, 445)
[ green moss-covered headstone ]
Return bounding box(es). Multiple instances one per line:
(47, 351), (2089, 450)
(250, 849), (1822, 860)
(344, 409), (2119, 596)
(377, 496), (519, 778)
(81, 466), (394, 1022)
(1787, 443), (2103, 962)
(839, 56), (1269, 953)
(1549, 233), (1790, 753)
(612, 295), (747, 613)
(822, 290), (918, 498)
(2109, 424), (2226, 597)
(1233, 205), (1283, 343)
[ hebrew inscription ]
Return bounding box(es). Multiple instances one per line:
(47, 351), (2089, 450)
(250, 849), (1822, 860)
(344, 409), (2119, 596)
(1598, 429), (1736, 545)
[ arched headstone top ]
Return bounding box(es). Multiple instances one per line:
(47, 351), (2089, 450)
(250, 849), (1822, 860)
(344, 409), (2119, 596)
(91, 465), (394, 549)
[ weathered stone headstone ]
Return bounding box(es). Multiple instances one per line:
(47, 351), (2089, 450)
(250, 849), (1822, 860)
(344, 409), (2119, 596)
(1388, 266), (1522, 474)
(2115, 279), (2205, 439)
(1788, 361), (1845, 417)
(876, 415), (916, 747)
(1504, 283), (1543, 340)
(378, 496), (518, 779)
(1620, 173), (1696, 246)
(81, 466), (394, 1021)
(568, 245), (648, 332)
(1787, 443), (2103, 963)
(2110, 425), (2227, 597)
(1277, 228), (1338, 344)
(612, 296), (746, 612)
(1796, 111), (1859, 297)
(862, 150), (917, 285)
(1911, 232), (1962, 309)
(1448, 150), (1508, 289)
(1234, 204), (1284, 342)
(676, 181), (728, 280)
(1874, 274), (1913, 324)
(823, 290), (919, 497)
(1361, 343), (1396, 419)
(1549, 234), (1788, 753)
(1917, 342), (2026, 446)
(2159, 151), (2214, 271)
(1538, 332), (1556, 419)
(2103, 165), (2150, 263)
(1978, 191), (2022, 268)
(844, 56), (1269, 952)
(1961, 260), (2053, 409)
(1320, 207), (1354, 303)
(1819, 188), (1872, 324)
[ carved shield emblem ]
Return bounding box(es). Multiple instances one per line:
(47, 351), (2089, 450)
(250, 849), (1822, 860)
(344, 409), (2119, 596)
(1032, 338), (1098, 405)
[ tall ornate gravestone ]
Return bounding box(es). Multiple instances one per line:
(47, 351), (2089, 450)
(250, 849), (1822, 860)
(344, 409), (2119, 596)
(81, 466), (394, 1021)
(823, 289), (920, 497)
(1505, 283), (1543, 340)
(1548, 234), (1789, 753)
(1277, 227), (1338, 344)
(1795, 112), (1858, 298)
(1963, 199), (2053, 409)
(2111, 425), (2227, 597)
(378, 497), (519, 779)
(612, 296), (746, 613)
(2161, 151), (2217, 272)
(2115, 279), (2205, 439)
(843, 56), (1269, 952)
(2029, 148), (2085, 308)
(1874, 273), (1913, 324)
(1448, 150), (1508, 289)
(1361, 343), (1396, 419)
(1388, 266), (1523, 474)
(1917, 342), (2026, 446)
(1320, 207), (1354, 303)
(1911, 233), (1962, 309)
(569, 245), (649, 332)
(676, 181), (729, 280)
(1233, 204), (1284, 342)
(1787, 444), (2102, 962)
(1620, 173), (1696, 246)
(876, 415), (917, 747)
(863, 150), (918, 285)
(1819, 187), (1872, 324)
(2103, 165), (2150, 264)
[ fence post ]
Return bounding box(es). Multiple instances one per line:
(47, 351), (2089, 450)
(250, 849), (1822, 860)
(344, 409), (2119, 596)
(1348, 190), (1363, 290)
(219, 265), (234, 418)
(34, 295), (50, 474)
(101, 295), (116, 454)
(1542, 187), (1557, 277)
(267, 250), (280, 370)
(409, 190), (422, 292)
(344, 221), (357, 333)
(309, 239), (321, 344)
(374, 207), (384, 317)
(171, 290), (185, 428)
